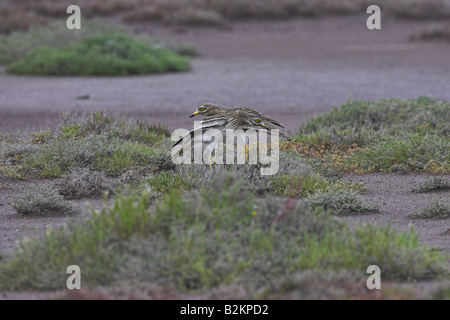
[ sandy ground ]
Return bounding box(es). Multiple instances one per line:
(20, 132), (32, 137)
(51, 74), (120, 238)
(342, 173), (450, 251)
(0, 177), (108, 255)
(1, 16), (450, 133)
(0, 16), (449, 298)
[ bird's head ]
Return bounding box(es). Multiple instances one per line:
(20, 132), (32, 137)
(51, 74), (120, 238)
(190, 103), (222, 118)
(249, 116), (267, 129)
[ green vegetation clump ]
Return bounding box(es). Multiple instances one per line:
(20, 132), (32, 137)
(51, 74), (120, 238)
(0, 20), (128, 65)
(413, 177), (450, 193)
(303, 190), (378, 215)
(352, 133), (449, 173)
(6, 34), (191, 76)
(0, 112), (171, 179)
(57, 169), (116, 200)
(140, 171), (192, 194)
(19, 135), (158, 177)
(269, 172), (364, 197)
(58, 111), (171, 144)
(0, 18), (197, 69)
(10, 185), (75, 215)
(0, 175), (444, 290)
(409, 199), (450, 220)
(287, 98), (450, 174)
(301, 97), (449, 135)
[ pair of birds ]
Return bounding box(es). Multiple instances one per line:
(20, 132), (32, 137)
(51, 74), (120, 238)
(174, 103), (291, 148)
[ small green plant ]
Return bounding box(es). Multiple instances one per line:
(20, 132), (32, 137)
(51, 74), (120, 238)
(0, 19), (128, 64)
(10, 185), (75, 215)
(352, 133), (449, 173)
(303, 190), (378, 215)
(30, 130), (53, 144)
(6, 34), (190, 76)
(142, 171), (190, 194)
(57, 169), (116, 200)
(413, 177), (450, 193)
(270, 172), (364, 197)
(409, 198), (450, 220)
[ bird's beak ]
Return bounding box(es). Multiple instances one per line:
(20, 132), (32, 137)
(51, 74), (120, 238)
(189, 111), (199, 118)
(260, 123), (267, 128)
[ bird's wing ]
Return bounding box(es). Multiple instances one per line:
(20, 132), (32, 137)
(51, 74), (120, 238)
(253, 127), (292, 141)
(195, 116), (228, 129)
(173, 116), (229, 147)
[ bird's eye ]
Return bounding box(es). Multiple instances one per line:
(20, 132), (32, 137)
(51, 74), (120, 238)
(254, 118), (261, 123)
(198, 107), (205, 111)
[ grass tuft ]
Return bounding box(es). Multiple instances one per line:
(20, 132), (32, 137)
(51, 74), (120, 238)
(303, 190), (378, 215)
(286, 98), (450, 174)
(9, 185), (76, 215)
(57, 169), (116, 200)
(0, 112), (171, 179)
(6, 34), (190, 76)
(409, 199), (450, 220)
(20, 134), (167, 178)
(59, 111), (171, 144)
(413, 177), (450, 193)
(353, 133), (449, 173)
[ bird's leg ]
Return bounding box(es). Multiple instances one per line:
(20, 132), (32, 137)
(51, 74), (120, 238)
(245, 144), (249, 163)
(212, 148), (217, 168)
(207, 148), (213, 169)
(207, 146), (218, 169)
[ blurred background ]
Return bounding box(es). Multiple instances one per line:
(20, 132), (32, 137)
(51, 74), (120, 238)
(1, 0), (450, 133)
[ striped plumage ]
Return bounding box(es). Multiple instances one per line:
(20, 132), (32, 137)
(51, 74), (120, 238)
(190, 103), (283, 127)
(190, 103), (292, 141)
(174, 110), (267, 148)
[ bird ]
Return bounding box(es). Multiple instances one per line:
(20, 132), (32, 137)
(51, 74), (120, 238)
(189, 103), (292, 141)
(173, 110), (272, 164)
(190, 103), (284, 127)
(174, 110), (268, 148)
